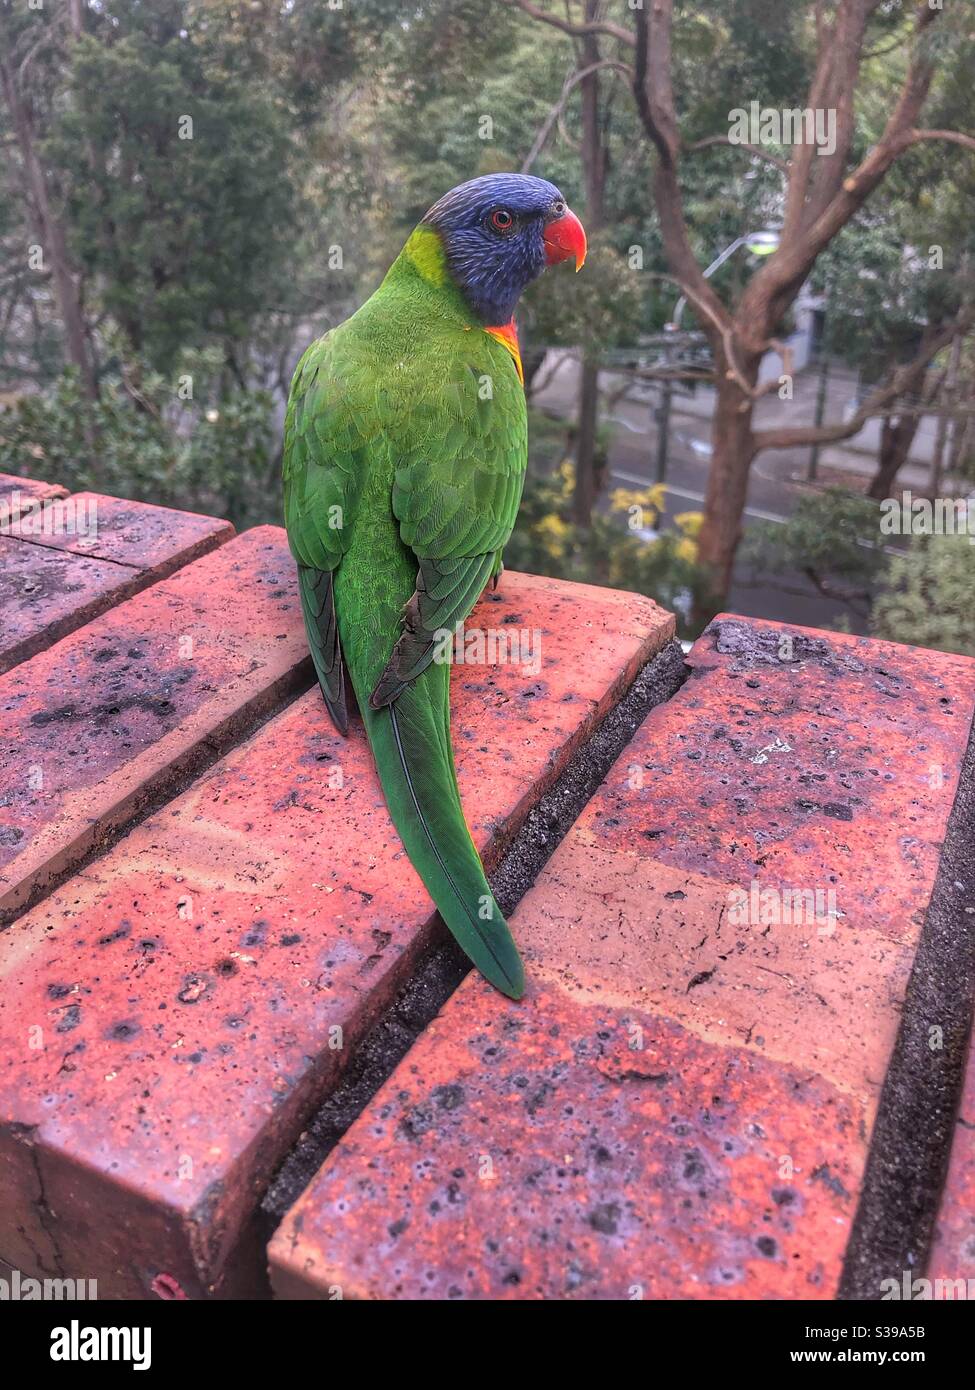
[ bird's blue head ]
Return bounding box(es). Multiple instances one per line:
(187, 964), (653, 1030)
(420, 173), (587, 325)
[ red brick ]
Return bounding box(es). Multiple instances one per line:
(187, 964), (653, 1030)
(583, 617), (973, 944)
(2, 540), (138, 675)
(10, 492), (233, 573)
(0, 498), (232, 676)
(0, 473), (67, 526)
(928, 1041), (975, 1292)
(0, 574), (672, 1297)
(269, 617), (975, 1299)
(269, 976), (861, 1300)
(0, 527), (309, 924)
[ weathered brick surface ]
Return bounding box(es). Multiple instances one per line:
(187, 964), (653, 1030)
(0, 573), (672, 1297)
(928, 1042), (975, 1293)
(0, 472), (67, 525)
(0, 498), (232, 675)
(268, 976), (861, 1300)
(11, 492), (233, 572)
(269, 617), (975, 1299)
(1, 539), (141, 675)
(0, 527), (309, 924)
(586, 618), (972, 945)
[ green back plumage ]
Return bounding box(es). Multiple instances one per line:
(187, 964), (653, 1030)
(283, 228), (528, 997)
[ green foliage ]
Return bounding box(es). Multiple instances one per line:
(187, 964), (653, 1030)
(505, 416), (704, 636)
(0, 351), (274, 530)
(523, 232), (646, 357)
(809, 2), (975, 377)
(744, 487), (975, 658)
(743, 488), (887, 589)
(1, 0), (973, 659)
(49, 1), (299, 374)
(872, 534), (975, 657)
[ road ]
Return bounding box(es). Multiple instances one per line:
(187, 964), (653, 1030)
(532, 355), (930, 633)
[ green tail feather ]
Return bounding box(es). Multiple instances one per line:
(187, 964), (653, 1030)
(359, 662), (524, 1000)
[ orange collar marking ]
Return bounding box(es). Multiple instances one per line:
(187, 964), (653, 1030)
(484, 319), (524, 385)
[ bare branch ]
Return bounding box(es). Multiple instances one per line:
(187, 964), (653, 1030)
(801, 569), (873, 618)
(751, 307), (975, 455)
(17, 25), (57, 86)
(795, 0), (879, 236)
(556, 102), (581, 153)
(750, 339), (795, 403)
(863, 31), (912, 61)
(779, 0), (848, 240)
(742, 0), (951, 338)
(905, 128), (975, 156)
(631, 0), (734, 350)
(526, 348), (574, 400)
(498, 0), (635, 46)
(632, 0), (679, 167)
(737, 571), (873, 618)
(686, 135), (789, 174)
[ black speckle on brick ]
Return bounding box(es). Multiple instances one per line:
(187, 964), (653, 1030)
(687, 968), (716, 992)
(812, 1163), (851, 1201)
(106, 1019), (140, 1042)
(589, 1202), (621, 1235)
(97, 924), (131, 947)
(55, 1004), (81, 1034)
(433, 1084), (465, 1112)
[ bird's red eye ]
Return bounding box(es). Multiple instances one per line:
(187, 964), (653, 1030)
(490, 208), (514, 233)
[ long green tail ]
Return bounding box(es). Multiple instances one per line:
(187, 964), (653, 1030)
(357, 659), (524, 999)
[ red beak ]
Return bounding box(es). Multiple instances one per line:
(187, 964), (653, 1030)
(543, 208), (587, 271)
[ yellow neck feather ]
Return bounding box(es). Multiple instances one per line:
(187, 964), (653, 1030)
(402, 226), (449, 286)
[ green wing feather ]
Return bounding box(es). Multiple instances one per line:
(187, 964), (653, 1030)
(371, 357), (527, 705)
(296, 565), (346, 734)
(283, 334), (371, 733)
(283, 289), (528, 998)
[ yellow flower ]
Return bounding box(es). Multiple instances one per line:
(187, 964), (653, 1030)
(556, 458), (575, 491)
(535, 513), (571, 558)
(610, 483), (666, 516)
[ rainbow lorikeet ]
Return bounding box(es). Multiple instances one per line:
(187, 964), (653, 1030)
(283, 174), (586, 999)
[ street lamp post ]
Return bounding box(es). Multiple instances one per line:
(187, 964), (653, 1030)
(668, 230), (780, 333)
(808, 321), (831, 482)
(653, 230), (779, 484)
(654, 354), (673, 484)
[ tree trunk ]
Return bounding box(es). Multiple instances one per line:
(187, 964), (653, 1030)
(572, 360), (600, 525)
(693, 363), (758, 624)
(572, 13), (606, 528)
(947, 374), (973, 478)
(509, 0), (968, 623)
(867, 413), (920, 500)
(930, 331), (963, 495)
(0, 50), (97, 403)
